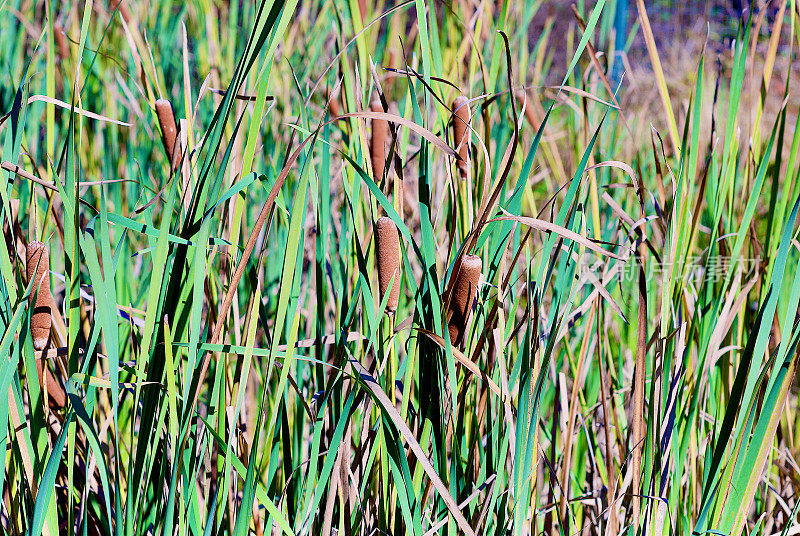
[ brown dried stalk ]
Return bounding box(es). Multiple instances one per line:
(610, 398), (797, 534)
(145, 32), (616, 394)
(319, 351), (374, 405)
(155, 98), (181, 172)
(452, 95), (471, 179)
(447, 254), (481, 346)
(375, 216), (401, 313)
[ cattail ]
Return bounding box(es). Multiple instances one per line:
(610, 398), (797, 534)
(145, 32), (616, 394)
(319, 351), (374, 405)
(515, 90), (539, 130)
(452, 95), (471, 179)
(26, 242), (52, 351)
(383, 49), (398, 92)
(36, 360), (66, 410)
(54, 24), (69, 62)
(109, 0), (132, 23)
(375, 216), (401, 313)
(447, 254), (482, 346)
(26, 242), (65, 409)
(327, 88), (342, 118)
(155, 99), (181, 172)
(370, 99), (390, 181)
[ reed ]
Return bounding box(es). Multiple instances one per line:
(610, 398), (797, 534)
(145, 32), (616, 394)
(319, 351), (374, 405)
(6, 2), (797, 534)
(447, 254), (481, 346)
(155, 98), (181, 172)
(375, 216), (401, 313)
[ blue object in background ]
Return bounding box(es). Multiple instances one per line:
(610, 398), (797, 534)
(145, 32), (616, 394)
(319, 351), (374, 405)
(611, 0), (628, 87)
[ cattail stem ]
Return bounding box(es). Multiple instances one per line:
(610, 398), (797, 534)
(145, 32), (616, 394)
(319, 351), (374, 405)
(375, 216), (401, 313)
(155, 99), (181, 172)
(452, 95), (471, 180)
(26, 241), (52, 351)
(447, 254), (482, 347)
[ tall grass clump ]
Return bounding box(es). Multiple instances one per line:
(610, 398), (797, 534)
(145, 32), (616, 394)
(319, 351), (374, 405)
(1, 1), (800, 535)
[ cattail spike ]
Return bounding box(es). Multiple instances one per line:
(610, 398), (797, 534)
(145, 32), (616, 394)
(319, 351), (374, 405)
(26, 241), (52, 351)
(109, 0), (132, 23)
(375, 216), (402, 313)
(370, 100), (390, 182)
(36, 359), (66, 410)
(54, 24), (69, 62)
(327, 88), (342, 118)
(452, 95), (471, 180)
(516, 89), (539, 130)
(447, 254), (482, 346)
(155, 99), (181, 172)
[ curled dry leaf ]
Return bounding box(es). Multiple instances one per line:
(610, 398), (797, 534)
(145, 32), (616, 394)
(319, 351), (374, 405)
(27, 95), (131, 126)
(493, 210), (626, 260)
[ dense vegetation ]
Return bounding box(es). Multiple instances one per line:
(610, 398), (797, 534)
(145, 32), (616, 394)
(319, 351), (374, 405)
(1, 0), (799, 535)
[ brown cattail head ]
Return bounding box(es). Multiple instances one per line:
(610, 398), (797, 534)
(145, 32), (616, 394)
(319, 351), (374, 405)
(155, 99), (181, 172)
(327, 88), (342, 118)
(109, 0), (132, 23)
(370, 99), (390, 182)
(36, 360), (66, 410)
(375, 216), (402, 313)
(26, 242), (52, 351)
(515, 89), (539, 130)
(452, 95), (471, 179)
(54, 24), (69, 62)
(447, 254), (482, 346)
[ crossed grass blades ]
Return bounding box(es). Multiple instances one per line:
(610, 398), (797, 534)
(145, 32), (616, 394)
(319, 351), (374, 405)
(1, 0), (800, 535)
